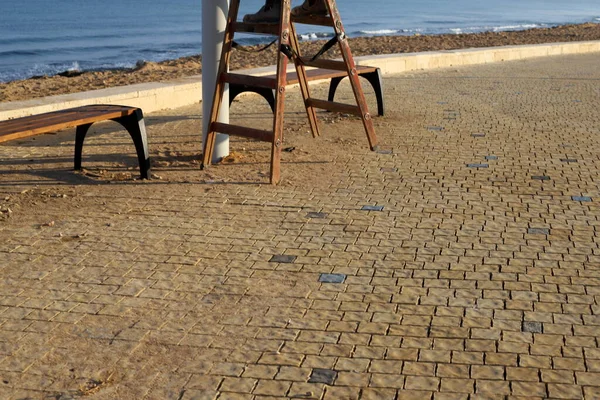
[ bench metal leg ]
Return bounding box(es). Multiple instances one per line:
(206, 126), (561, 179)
(229, 84), (276, 113)
(114, 109), (151, 179)
(328, 69), (385, 117)
(74, 123), (92, 172)
(73, 109), (151, 179)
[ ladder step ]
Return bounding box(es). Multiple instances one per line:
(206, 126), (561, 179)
(306, 99), (362, 116)
(223, 73), (278, 89)
(291, 15), (334, 27)
(300, 58), (348, 71)
(232, 21), (279, 35)
(212, 122), (273, 143)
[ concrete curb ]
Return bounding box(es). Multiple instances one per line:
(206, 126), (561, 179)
(1, 40), (599, 120)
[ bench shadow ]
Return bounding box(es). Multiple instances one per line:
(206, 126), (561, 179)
(0, 157), (331, 187)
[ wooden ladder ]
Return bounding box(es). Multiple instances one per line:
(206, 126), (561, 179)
(202, 0), (378, 184)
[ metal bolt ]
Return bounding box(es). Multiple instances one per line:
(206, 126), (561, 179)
(282, 30), (289, 40)
(364, 113), (371, 120)
(276, 139), (282, 147)
(279, 87), (285, 93)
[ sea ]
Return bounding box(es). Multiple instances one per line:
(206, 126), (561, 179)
(0, 0), (598, 83)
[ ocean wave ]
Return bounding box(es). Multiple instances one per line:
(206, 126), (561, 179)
(491, 23), (546, 31)
(299, 32), (332, 41)
(447, 23), (547, 34)
(0, 50), (41, 57)
(0, 33), (124, 46)
(359, 29), (401, 35)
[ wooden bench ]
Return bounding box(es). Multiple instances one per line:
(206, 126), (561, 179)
(0, 104), (150, 179)
(229, 65), (385, 116)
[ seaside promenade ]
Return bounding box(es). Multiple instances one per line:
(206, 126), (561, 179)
(1, 51), (600, 399)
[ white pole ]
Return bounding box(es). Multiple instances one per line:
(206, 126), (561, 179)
(202, 0), (229, 162)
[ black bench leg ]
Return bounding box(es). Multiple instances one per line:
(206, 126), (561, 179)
(328, 77), (344, 105)
(363, 69), (385, 117)
(229, 84), (276, 113)
(113, 109), (151, 179)
(74, 111), (151, 179)
(74, 123), (93, 171)
(328, 69), (385, 117)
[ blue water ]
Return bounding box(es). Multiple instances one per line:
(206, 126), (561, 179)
(0, 0), (598, 83)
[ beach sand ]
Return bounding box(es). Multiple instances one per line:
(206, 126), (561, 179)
(0, 22), (599, 103)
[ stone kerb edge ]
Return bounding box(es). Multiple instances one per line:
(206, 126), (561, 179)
(1, 40), (598, 121)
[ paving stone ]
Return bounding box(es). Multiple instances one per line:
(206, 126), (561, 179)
(318, 274), (347, 284)
(308, 369), (337, 385)
(572, 196), (592, 202)
(269, 255), (297, 263)
(361, 205), (384, 211)
(306, 212), (328, 219)
(560, 158), (578, 163)
(527, 228), (550, 235)
(466, 164), (489, 168)
(485, 156), (498, 160)
(471, 133), (485, 138)
(531, 176), (551, 181)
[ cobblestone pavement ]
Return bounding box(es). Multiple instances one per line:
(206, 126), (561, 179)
(1, 52), (600, 399)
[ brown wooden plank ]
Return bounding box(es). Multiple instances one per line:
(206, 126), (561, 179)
(0, 106), (136, 132)
(248, 65), (378, 86)
(306, 98), (361, 115)
(1, 114), (76, 134)
(211, 122), (273, 143)
(0, 110), (107, 133)
(222, 73), (278, 89)
(232, 22), (279, 35)
(0, 105), (135, 128)
(291, 15), (333, 27)
(0, 105), (137, 143)
(299, 58), (348, 71)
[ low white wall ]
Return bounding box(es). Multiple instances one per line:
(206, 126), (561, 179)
(1, 40), (599, 121)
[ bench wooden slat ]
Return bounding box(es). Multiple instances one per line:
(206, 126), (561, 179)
(286, 66), (377, 85)
(229, 64), (384, 117)
(0, 105), (137, 142)
(223, 73), (278, 89)
(0, 105), (135, 129)
(0, 105), (136, 131)
(0, 110), (97, 133)
(0, 104), (150, 179)
(298, 58), (349, 71)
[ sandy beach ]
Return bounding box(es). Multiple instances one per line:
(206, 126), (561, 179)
(0, 22), (599, 103)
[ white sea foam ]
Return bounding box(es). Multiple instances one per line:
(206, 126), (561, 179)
(359, 29), (401, 35)
(446, 23), (546, 35)
(491, 24), (544, 32)
(299, 32), (332, 41)
(67, 61), (81, 72)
